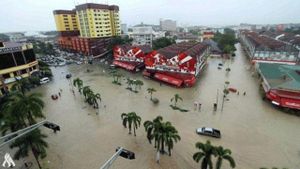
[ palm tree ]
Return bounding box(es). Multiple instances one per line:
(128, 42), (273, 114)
(136, 80), (144, 90)
(10, 129), (48, 169)
(115, 73), (123, 85)
(170, 94), (183, 107)
(144, 116), (163, 146)
(215, 146), (235, 169)
(144, 116), (180, 156)
(11, 78), (30, 94)
(121, 112), (142, 136)
(158, 121), (180, 155)
(110, 70), (117, 83)
(1, 92), (45, 127)
(165, 126), (181, 156)
(193, 140), (216, 169)
(1, 92), (47, 169)
(81, 86), (93, 100)
(89, 93), (101, 109)
(73, 78), (83, 92)
(126, 78), (133, 90)
(147, 88), (156, 100)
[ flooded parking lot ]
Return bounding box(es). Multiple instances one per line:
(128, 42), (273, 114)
(33, 43), (300, 169)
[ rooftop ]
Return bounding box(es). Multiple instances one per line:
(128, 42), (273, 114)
(257, 62), (300, 92)
(75, 3), (119, 11)
(158, 42), (208, 59)
(242, 31), (286, 50)
(118, 44), (152, 54)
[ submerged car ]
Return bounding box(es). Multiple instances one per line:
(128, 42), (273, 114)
(196, 127), (221, 138)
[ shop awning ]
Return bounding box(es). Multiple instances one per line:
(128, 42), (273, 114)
(281, 98), (300, 110)
(154, 73), (183, 87)
(113, 60), (135, 71)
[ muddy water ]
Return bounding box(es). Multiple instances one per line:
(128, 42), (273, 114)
(34, 43), (300, 169)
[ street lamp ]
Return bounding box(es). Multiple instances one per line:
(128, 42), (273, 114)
(0, 120), (60, 149)
(100, 147), (135, 169)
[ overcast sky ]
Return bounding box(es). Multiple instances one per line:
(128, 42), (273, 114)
(0, 0), (299, 33)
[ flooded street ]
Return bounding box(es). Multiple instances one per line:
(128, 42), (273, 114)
(34, 43), (300, 169)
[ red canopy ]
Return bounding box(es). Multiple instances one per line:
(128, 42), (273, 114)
(113, 60), (135, 71)
(154, 73), (183, 87)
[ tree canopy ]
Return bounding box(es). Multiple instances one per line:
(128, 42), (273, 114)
(213, 29), (237, 54)
(153, 37), (175, 50)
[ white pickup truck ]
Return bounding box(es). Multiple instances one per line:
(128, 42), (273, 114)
(196, 127), (221, 138)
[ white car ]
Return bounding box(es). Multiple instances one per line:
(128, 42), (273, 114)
(40, 77), (50, 84)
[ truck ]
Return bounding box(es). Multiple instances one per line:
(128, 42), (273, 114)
(196, 127), (221, 138)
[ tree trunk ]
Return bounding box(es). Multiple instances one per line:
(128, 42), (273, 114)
(30, 144), (42, 169)
(150, 94), (152, 100)
(133, 127), (136, 136)
(156, 151), (160, 163)
(161, 138), (165, 154)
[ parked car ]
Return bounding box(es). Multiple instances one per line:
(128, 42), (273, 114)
(196, 127), (221, 138)
(40, 77), (50, 84)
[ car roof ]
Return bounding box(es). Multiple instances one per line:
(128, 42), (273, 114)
(204, 127), (213, 132)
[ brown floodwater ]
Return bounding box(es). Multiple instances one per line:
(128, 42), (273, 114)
(30, 43), (300, 169)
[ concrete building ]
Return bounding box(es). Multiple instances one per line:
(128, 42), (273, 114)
(53, 3), (121, 56)
(160, 19), (176, 31)
(0, 41), (39, 95)
(257, 62), (300, 110)
(128, 26), (165, 47)
(5, 33), (27, 42)
(239, 30), (299, 65)
(121, 24), (128, 35)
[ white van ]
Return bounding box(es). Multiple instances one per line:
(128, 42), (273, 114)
(40, 77), (50, 84)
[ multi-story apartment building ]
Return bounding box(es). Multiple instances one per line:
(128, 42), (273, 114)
(128, 26), (165, 47)
(0, 41), (39, 95)
(53, 3), (121, 56)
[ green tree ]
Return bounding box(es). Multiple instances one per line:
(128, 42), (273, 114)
(88, 93), (101, 109)
(133, 80), (143, 91)
(121, 112), (142, 136)
(170, 94), (183, 107)
(144, 116), (163, 146)
(109, 36), (133, 50)
(162, 122), (181, 156)
(153, 37), (175, 50)
(73, 78), (84, 93)
(144, 116), (180, 162)
(215, 146), (236, 169)
(10, 129), (48, 169)
(126, 78), (133, 90)
(1, 92), (45, 127)
(193, 140), (216, 169)
(11, 78), (30, 95)
(81, 86), (93, 100)
(0, 92), (47, 169)
(147, 88), (156, 100)
(39, 61), (53, 78)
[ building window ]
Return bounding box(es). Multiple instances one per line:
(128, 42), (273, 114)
(21, 69), (27, 74)
(23, 49), (36, 63)
(2, 73), (10, 79)
(13, 51), (26, 66)
(0, 53), (15, 69)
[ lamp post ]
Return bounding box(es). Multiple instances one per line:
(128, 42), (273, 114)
(0, 120), (60, 149)
(100, 147), (135, 169)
